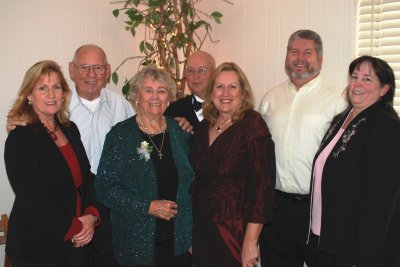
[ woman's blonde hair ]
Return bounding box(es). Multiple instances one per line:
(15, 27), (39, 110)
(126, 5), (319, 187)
(8, 60), (71, 126)
(203, 62), (254, 126)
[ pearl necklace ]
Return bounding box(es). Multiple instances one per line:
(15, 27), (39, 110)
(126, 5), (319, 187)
(137, 113), (167, 134)
(215, 119), (232, 134)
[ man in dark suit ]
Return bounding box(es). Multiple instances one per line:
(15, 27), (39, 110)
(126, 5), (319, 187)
(165, 51), (216, 129)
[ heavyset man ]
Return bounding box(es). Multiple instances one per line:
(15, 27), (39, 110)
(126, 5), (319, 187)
(258, 29), (346, 267)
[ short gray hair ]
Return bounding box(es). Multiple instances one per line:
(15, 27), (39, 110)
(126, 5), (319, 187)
(287, 29), (323, 57)
(130, 65), (176, 107)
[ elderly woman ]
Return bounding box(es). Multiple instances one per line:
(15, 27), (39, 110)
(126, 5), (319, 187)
(95, 65), (193, 267)
(190, 62), (276, 267)
(4, 60), (99, 267)
(308, 56), (400, 266)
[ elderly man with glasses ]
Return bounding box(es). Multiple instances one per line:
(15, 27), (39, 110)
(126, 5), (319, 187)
(165, 51), (216, 129)
(69, 45), (134, 174)
(69, 44), (135, 175)
(68, 44), (135, 267)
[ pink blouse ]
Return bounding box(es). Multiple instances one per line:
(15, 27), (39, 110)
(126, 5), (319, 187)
(311, 126), (345, 235)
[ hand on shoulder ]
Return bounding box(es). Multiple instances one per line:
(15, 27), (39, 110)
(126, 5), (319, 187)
(6, 115), (27, 134)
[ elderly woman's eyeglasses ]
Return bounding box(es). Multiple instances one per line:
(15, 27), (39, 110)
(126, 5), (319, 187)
(76, 64), (106, 75)
(186, 67), (208, 76)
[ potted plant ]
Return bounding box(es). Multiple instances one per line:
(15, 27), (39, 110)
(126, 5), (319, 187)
(110, 0), (232, 99)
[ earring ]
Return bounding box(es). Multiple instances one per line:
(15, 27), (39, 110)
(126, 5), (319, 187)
(62, 98), (65, 103)
(136, 101), (139, 106)
(28, 100), (32, 105)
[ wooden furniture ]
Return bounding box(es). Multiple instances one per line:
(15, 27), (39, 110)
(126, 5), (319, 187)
(0, 214), (11, 267)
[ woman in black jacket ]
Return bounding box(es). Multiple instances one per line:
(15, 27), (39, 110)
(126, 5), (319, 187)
(4, 60), (100, 267)
(308, 56), (400, 267)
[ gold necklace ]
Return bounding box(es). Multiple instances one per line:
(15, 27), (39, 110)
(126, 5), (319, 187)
(215, 119), (232, 134)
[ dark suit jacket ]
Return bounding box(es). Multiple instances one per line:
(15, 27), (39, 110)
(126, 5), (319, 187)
(4, 121), (96, 261)
(165, 94), (201, 129)
(310, 101), (400, 266)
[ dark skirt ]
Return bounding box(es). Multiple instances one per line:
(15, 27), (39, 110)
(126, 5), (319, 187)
(113, 253), (191, 267)
(192, 214), (243, 267)
(114, 219), (192, 267)
(10, 246), (89, 267)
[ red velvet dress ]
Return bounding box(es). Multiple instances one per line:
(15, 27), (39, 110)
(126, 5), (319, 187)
(190, 110), (276, 267)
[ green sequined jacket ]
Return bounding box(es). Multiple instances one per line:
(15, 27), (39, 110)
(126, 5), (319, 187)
(95, 115), (194, 266)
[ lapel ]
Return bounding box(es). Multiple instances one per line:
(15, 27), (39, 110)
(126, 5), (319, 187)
(315, 102), (381, 161)
(315, 108), (350, 158)
(186, 95), (201, 125)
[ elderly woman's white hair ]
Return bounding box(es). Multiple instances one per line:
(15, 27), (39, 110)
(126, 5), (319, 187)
(130, 65), (176, 110)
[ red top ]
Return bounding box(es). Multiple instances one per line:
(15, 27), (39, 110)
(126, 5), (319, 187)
(59, 142), (100, 241)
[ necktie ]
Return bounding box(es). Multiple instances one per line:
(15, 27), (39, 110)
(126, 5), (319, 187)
(192, 96), (203, 111)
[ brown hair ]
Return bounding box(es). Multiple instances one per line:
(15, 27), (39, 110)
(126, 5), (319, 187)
(8, 60), (71, 126)
(203, 62), (254, 126)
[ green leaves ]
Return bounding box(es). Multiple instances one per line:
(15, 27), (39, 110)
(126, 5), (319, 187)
(145, 42), (154, 51)
(111, 0), (230, 99)
(211, 11), (223, 24)
(112, 72), (118, 85)
(139, 41), (155, 54)
(122, 82), (131, 100)
(113, 9), (120, 18)
(190, 20), (209, 31)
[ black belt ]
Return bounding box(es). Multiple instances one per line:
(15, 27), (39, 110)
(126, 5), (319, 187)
(276, 190), (310, 203)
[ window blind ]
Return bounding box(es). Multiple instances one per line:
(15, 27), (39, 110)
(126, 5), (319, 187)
(356, 0), (400, 115)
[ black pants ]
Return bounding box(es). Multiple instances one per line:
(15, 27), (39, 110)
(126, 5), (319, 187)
(90, 203), (114, 267)
(260, 191), (314, 267)
(308, 233), (353, 267)
(10, 246), (89, 267)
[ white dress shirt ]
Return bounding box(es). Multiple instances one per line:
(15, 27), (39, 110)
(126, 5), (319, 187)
(193, 94), (204, 121)
(259, 75), (347, 194)
(69, 87), (135, 174)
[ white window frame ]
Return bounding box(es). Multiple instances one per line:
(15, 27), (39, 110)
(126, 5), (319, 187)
(355, 0), (400, 115)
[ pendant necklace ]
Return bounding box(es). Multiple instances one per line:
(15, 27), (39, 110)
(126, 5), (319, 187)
(43, 121), (59, 141)
(138, 113), (166, 159)
(215, 119), (232, 134)
(147, 131), (165, 159)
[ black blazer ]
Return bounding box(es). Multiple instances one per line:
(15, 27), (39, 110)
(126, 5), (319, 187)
(310, 101), (400, 266)
(165, 94), (201, 129)
(4, 121), (96, 261)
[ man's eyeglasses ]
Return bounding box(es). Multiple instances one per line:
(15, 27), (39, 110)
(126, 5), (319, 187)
(76, 64), (106, 75)
(185, 67), (208, 76)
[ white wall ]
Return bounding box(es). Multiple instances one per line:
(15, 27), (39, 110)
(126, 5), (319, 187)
(0, 0), (355, 262)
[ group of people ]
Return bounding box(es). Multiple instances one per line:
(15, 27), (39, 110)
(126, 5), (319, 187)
(3, 29), (400, 267)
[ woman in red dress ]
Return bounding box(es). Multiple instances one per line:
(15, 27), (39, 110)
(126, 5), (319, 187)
(190, 62), (276, 267)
